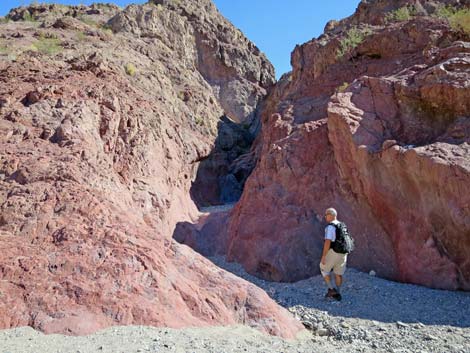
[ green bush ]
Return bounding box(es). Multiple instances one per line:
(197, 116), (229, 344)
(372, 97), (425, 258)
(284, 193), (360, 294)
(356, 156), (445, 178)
(78, 16), (99, 28)
(435, 5), (457, 19)
(125, 63), (136, 76)
(195, 116), (204, 126)
(0, 44), (8, 55)
(100, 24), (114, 36)
(385, 6), (415, 22)
(76, 31), (87, 42)
(336, 26), (372, 59)
(436, 6), (470, 35)
(450, 9), (470, 35)
(148, 2), (164, 11)
(337, 82), (349, 93)
(32, 37), (62, 55)
(23, 11), (37, 22)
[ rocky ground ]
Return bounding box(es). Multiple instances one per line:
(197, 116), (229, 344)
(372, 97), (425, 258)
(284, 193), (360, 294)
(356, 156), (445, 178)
(1, 256), (469, 353)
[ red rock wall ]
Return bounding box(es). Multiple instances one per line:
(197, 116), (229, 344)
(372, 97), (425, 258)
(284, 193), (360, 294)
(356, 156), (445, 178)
(226, 11), (470, 289)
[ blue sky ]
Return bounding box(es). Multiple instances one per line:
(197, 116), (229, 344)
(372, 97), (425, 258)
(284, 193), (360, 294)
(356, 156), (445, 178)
(0, 0), (361, 78)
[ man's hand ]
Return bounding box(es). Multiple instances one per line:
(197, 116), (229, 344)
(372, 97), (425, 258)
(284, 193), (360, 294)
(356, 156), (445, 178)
(321, 239), (331, 266)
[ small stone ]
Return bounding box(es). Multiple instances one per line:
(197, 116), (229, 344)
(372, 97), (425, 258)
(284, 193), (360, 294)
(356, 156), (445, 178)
(424, 334), (438, 341)
(369, 270), (376, 276)
(382, 139), (397, 150)
(22, 90), (42, 106)
(55, 98), (65, 108)
(301, 321), (314, 330)
(0, 97), (9, 108)
(317, 328), (329, 336)
(396, 321), (409, 328)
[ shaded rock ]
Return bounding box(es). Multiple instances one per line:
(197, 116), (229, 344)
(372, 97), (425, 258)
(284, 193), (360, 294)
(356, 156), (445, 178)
(191, 116), (257, 207)
(173, 207), (231, 257)
(219, 174), (242, 204)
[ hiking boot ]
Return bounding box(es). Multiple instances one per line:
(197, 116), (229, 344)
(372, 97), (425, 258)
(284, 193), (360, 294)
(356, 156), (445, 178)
(325, 288), (337, 299)
(333, 291), (342, 301)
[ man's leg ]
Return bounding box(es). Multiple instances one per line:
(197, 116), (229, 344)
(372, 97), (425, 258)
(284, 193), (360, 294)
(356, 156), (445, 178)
(322, 274), (337, 298)
(334, 274), (343, 291)
(323, 274), (334, 289)
(332, 255), (347, 301)
(320, 259), (337, 298)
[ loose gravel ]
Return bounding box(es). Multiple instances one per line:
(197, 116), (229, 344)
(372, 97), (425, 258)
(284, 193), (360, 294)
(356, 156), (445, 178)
(1, 256), (469, 353)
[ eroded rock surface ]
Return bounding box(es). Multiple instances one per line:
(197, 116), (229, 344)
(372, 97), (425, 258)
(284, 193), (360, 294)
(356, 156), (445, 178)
(226, 1), (470, 289)
(0, 1), (303, 338)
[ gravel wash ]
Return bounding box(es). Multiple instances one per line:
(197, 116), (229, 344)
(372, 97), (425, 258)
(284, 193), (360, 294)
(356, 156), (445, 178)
(1, 256), (469, 353)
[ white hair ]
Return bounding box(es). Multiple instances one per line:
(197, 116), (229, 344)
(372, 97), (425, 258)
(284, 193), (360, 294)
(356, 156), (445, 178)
(325, 208), (337, 218)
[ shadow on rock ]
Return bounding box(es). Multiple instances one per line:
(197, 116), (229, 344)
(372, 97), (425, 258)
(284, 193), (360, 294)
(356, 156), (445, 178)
(190, 115), (256, 208)
(173, 205), (233, 257)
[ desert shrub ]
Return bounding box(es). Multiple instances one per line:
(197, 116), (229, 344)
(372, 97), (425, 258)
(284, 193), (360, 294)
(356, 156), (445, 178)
(337, 82), (349, 93)
(195, 116), (204, 126)
(78, 16), (99, 28)
(0, 16), (10, 24)
(0, 44), (8, 55)
(36, 31), (58, 39)
(385, 6), (416, 22)
(100, 24), (114, 36)
(76, 31), (87, 42)
(23, 11), (37, 22)
(336, 26), (373, 59)
(450, 9), (470, 34)
(149, 2), (164, 11)
(125, 63), (136, 76)
(32, 37), (62, 55)
(436, 6), (470, 35)
(435, 5), (457, 19)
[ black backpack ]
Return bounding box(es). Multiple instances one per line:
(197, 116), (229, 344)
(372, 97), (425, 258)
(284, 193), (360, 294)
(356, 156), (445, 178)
(329, 222), (355, 254)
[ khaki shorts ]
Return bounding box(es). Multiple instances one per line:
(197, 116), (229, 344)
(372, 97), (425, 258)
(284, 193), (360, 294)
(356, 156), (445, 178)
(320, 249), (347, 276)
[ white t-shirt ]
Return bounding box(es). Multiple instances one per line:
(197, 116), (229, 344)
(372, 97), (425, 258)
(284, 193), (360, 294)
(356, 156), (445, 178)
(325, 220), (340, 241)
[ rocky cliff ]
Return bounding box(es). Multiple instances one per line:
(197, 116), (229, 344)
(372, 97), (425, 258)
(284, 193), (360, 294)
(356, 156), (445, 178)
(0, 1), (303, 337)
(224, 0), (470, 290)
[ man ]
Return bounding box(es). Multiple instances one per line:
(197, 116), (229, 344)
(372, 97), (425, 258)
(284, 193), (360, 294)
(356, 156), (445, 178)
(320, 207), (348, 301)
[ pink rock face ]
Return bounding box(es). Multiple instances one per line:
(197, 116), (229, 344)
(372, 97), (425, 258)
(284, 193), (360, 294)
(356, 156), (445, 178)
(327, 45), (470, 289)
(226, 8), (470, 289)
(0, 2), (304, 339)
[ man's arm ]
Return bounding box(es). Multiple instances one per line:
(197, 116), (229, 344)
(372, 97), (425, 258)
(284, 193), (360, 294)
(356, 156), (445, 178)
(321, 239), (331, 265)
